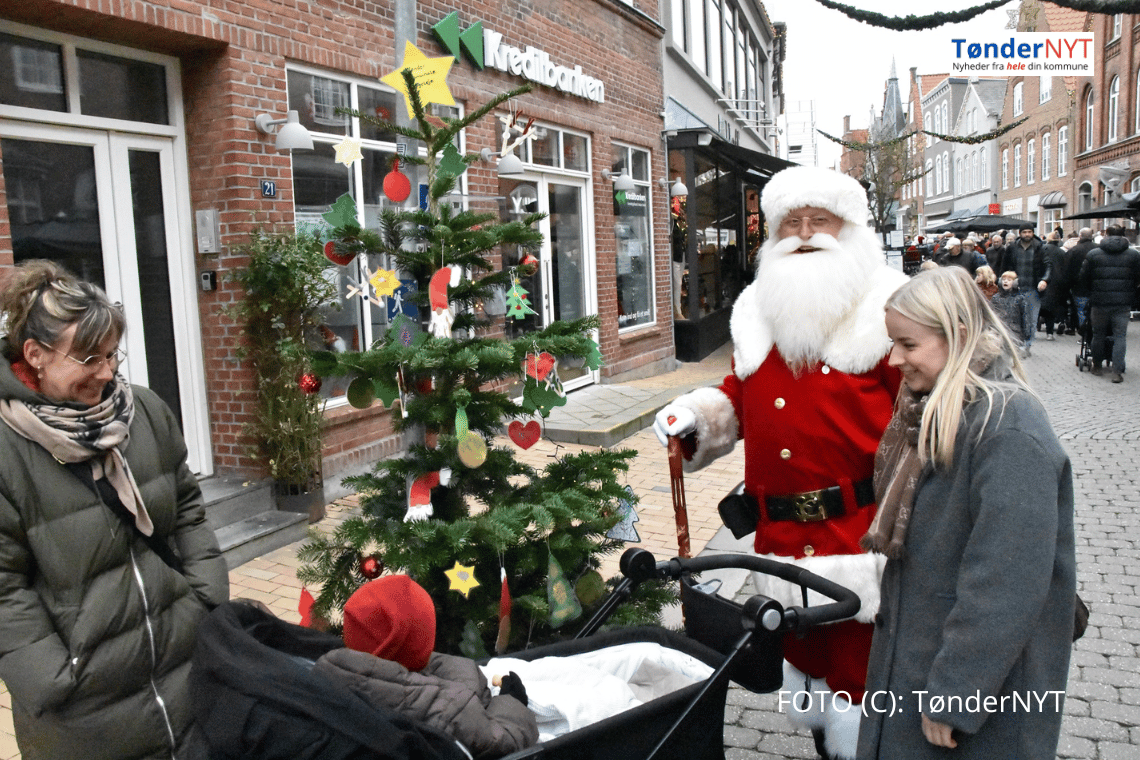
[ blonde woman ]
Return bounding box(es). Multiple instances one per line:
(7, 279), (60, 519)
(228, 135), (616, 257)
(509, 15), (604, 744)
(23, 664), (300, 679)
(857, 267), (1075, 760)
(973, 265), (998, 300)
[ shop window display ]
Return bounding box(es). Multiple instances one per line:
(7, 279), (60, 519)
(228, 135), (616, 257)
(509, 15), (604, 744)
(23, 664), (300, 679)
(612, 144), (655, 330)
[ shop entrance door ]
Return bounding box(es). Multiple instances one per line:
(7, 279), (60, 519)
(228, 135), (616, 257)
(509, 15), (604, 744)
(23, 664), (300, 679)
(1, 122), (210, 474)
(500, 175), (597, 390)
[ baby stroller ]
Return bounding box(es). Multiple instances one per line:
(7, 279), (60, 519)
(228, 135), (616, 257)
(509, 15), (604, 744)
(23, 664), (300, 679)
(190, 548), (859, 760)
(1076, 318), (1113, 372)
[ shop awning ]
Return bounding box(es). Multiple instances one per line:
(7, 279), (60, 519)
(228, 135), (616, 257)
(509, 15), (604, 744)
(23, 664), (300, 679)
(667, 128), (795, 179)
(1040, 191), (1068, 207)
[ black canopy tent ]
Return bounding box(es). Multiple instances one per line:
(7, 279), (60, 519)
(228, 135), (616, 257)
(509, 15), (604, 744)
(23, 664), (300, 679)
(1063, 196), (1140, 222)
(927, 213), (1037, 234)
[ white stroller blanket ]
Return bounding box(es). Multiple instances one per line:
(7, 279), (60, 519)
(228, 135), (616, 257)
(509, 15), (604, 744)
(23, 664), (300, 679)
(482, 642), (714, 741)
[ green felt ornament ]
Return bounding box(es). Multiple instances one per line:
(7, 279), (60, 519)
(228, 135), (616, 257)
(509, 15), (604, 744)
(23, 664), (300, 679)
(322, 193), (358, 228)
(546, 550), (582, 628)
(437, 142), (467, 179)
(521, 377), (568, 418)
(583, 339), (604, 371)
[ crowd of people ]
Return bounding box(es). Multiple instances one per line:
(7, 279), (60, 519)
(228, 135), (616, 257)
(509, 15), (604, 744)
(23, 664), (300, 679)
(911, 222), (1140, 381)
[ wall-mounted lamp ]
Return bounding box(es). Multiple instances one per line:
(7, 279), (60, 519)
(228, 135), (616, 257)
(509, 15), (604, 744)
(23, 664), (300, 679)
(254, 110), (314, 151)
(480, 147), (525, 176)
(602, 168), (636, 192)
(657, 177), (688, 197)
(697, 132), (714, 146)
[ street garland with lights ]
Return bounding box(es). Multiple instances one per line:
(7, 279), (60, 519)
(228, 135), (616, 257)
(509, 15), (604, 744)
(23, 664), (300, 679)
(811, 0), (1010, 30)
(818, 116), (1028, 152)
(919, 116), (1029, 144)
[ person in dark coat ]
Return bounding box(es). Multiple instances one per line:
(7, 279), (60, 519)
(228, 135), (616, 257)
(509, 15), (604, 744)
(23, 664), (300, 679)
(1036, 230), (1067, 340)
(1078, 224), (1140, 382)
(985, 234), (1005, 270)
(0, 260), (229, 760)
(858, 266), (1075, 760)
(1065, 227), (1098, 334)
(998, 225), (1048, 351)
(990, 271), (1033, 353)
(935, 237), (987, 275)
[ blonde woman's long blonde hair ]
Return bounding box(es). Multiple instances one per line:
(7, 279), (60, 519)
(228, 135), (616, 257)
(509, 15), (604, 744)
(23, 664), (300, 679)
(886, 267), (1032, 469)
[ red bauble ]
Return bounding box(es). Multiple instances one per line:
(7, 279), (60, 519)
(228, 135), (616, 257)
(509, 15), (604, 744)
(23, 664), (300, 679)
(383, 161), (412, 202)
(360, 555), (384, 579)
(299, 373), (322, 394)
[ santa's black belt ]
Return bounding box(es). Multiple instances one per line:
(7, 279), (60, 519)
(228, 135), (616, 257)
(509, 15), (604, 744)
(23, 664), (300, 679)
(718, 478), (875, 538)
(765, 478), (876, 523)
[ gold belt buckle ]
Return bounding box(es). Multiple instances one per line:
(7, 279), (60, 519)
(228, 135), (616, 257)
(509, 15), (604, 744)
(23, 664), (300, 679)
(792, 489), (827, 522)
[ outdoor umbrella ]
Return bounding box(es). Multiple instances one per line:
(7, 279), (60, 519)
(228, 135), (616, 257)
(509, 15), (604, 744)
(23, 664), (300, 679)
(927, 214), (1036, 234)
(1063, 199), (1140, 221)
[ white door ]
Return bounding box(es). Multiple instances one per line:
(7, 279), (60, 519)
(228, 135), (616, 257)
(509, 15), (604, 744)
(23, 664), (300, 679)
(500, 173), (598, 390)
(1, 121), (211, 473)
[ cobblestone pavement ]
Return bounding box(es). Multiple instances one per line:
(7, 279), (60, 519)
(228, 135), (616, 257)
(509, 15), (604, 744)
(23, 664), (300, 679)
(1, 325), (1137, 759)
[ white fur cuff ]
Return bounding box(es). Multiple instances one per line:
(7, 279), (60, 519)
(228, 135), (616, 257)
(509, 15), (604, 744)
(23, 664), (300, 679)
(672, 387), (738, 472)
(749, 551), (886, 624)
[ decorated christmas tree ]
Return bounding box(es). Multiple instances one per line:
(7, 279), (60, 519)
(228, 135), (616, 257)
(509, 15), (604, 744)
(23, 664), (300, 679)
(296, 45), (669, 656)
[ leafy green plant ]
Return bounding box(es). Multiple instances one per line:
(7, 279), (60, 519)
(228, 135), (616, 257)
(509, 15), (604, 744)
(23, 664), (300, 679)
(228, 229), (337, 487)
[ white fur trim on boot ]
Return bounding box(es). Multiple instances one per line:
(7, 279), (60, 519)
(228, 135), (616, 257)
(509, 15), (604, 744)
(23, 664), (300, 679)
(781, 661), (829, 731)
(670, 386), (738, 472)
(749, 552), (885, 624)
(824, 693), (861, 760)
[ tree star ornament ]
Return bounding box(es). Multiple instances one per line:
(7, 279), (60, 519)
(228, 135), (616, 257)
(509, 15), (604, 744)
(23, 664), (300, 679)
(445, 561), (480, 598)
(334, 136), (364, 167)
(381, 41), (456, 119)
(369, 267), (402, 299)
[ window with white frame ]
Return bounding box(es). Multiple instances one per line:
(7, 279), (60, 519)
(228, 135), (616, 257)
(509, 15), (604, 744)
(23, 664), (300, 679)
(934, 155), (942, 195)
(1058, 126), (1068, 175)
(1, 32), (66, 111)
(1085, 89), (1095, 150)
(1078, 182), (1093, 212)
(924, 113), (932, 146)
(933, 107), (941, 135)
(671, 0), (687, 49)
(1027, 139), (1035, 184)
(942, 150), (949, 191)
(980, 149), (987, 187)
(1002, 148), (1009, 189)
(1136, 70), (1140, 134)
(1041, 132), (1050, 180)
(1109, 76), (1120, 143)
(287, 66), (434, 399)
(926, 159), (933, 195)
(956, 158), (962, 193)
(707, 0), (722, 90)
(1014, 144), (1021, 187)
(1013, 82), (1024, 116)
(972, 151), (979, 190)
(1040, 76), (1052, 104)
(690, 0), (706, 73)
(1112, 14), (1123, 40)
(941, 102), (948, 133)
(611, 143), (654, 330)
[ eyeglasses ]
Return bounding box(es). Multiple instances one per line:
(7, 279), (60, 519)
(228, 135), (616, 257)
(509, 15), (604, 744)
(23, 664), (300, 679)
(41, 343), (127, 371)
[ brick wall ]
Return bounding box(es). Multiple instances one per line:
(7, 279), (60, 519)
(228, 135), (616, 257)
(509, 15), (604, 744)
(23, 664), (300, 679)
(0, 0), (671, 479)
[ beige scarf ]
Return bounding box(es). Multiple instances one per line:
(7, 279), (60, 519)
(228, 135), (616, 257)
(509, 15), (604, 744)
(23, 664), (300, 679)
(861, 387), (926, 558)
(0, 377), (154, 536)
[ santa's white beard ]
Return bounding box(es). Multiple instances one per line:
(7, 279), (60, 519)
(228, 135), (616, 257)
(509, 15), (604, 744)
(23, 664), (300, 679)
(754, 224), (881, 370)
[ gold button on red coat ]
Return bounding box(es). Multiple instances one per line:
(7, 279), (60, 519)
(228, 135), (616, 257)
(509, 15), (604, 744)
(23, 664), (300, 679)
(780, 449), (791, 460)
(774, 398), (786, 409)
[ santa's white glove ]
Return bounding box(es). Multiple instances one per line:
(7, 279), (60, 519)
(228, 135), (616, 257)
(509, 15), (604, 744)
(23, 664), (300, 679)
(653, 405), (696, 447)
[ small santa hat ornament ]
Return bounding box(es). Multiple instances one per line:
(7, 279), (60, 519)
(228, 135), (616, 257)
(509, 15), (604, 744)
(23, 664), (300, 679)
(760, 166), (869, 230)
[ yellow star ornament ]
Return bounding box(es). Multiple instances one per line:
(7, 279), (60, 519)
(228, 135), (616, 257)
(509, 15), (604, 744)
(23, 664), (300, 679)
(334, 136), (363, 167)
(381, 41), (456, 119)
(445, 561), (480, 598)
(368, 267), (401, 298)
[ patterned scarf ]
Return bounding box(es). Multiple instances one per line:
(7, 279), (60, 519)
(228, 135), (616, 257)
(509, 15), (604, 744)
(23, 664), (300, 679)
(861, 386), (926, 558)
(0, 376), (153, 536)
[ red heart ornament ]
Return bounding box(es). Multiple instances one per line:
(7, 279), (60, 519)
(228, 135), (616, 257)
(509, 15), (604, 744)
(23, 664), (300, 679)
(324, 240), (356, 266)
(508, 420), (541, 450)
(524, 352), (555, 381)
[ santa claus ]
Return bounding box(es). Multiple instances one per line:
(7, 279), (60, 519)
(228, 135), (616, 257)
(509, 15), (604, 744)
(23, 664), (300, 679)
(654, 166), (907, 760)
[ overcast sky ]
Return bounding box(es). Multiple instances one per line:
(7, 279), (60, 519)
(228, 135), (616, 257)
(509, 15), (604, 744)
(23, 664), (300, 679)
(763, 0), (1018, 167)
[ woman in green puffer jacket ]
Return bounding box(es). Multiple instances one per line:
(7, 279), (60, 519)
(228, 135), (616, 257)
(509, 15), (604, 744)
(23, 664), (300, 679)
(0, 260), (229, 759)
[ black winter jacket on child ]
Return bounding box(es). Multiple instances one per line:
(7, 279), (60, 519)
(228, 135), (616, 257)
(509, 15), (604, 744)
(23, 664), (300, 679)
(991, 287), (1032, 342)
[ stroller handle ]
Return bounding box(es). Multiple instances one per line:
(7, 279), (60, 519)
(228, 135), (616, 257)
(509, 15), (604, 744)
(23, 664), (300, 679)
(622, 548), (861, 632)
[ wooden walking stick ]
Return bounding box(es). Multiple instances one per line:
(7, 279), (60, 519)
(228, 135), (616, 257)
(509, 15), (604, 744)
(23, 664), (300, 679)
(666, 416), (692, 559)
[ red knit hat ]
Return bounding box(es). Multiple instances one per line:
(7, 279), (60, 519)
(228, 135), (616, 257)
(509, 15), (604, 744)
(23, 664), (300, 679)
(342, 575), (436, 671)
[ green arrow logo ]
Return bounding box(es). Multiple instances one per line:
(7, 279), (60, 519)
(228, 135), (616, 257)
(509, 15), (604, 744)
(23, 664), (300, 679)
(432, 12), (484, 70)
